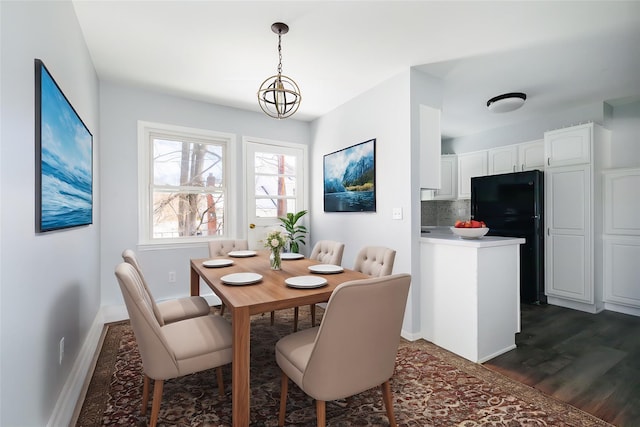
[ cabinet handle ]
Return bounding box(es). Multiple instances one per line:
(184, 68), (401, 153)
(521, 164), (525, 171)
(513, 165), (516, 172)
(547, 228), (550, 236)
(547, 157), (551, 166)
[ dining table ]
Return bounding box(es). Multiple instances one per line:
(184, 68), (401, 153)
(190, 250), (369, 427)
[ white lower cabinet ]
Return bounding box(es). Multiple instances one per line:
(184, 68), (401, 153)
(545, 164), (592, 304)
(602, 168), (640, 313)
(604, 237), (640, 309)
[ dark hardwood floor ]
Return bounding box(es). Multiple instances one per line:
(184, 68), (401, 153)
(484, 303), (640, 426)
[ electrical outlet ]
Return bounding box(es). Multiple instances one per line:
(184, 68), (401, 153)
(168, 271), (176, 283)
(59, 337), (64, 365)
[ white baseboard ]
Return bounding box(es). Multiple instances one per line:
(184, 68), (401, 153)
(47, 311), (106, 427)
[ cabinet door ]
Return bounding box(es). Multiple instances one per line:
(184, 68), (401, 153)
(544, 124), (591, 167)
(545, 165), (592, 303)
(488, 145), (518, 175)
(457, 151), (487, 199)
(518, 139), (544, 171)
(604, 168), (640, 235)
(434, 155), (457, 200)
(419, 105), (441, 189)
(604, 237), (640, 308)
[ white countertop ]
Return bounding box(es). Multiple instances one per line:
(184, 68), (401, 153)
(419, 234), (525, 248)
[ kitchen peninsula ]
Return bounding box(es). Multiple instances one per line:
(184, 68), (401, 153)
(420, 233), (525, 363)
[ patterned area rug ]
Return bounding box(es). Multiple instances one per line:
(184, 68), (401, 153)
(76, 307), (612, 426)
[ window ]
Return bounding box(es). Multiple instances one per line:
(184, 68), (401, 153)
(138, 122), (235, 244)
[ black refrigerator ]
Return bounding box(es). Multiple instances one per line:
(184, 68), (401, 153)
(471, 170), (545, 304)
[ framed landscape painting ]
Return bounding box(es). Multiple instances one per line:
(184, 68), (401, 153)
(323, 138), (376, 212)
(35, 59), (93, 232)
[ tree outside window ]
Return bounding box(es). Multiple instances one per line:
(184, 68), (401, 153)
(151, 134), (226, 239)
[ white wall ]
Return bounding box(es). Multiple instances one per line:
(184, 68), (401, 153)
(310, 70), (420, 335)
(606, 100), (640, 168)
(442, 101), (608, 154)
(99, 82), (310, 309)
(0, 2), (100, 425)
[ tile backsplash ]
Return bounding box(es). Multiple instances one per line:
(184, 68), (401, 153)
(421, 199), (471, 226)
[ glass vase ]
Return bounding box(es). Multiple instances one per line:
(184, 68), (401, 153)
(270, 248), (282, 270)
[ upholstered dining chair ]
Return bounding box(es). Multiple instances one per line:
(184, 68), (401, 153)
(275, 273), (411, 427)
(122, 249), (211, 325)
(292, 240), (346, 331)
(353, 246), (396, 277)
(208, 239), (248, 257)
(114, 263), (233, 427)
(208, 239), (249, 315)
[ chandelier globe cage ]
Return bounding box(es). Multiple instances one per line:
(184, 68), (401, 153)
(257, 22), (302, 119)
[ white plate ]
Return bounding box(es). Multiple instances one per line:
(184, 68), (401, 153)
(202, 259), (234, 268)
(220, 272), (263, 285)
(285, 276), (328, 289)
(308, 264), (344, 274)
(227, 250), (257, 258)
(281, 252), (304, 260)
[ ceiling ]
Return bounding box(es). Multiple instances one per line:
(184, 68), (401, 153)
(72, 1), (640, 139)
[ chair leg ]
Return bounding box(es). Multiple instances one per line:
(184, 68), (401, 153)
(220, 304), (225, 316)
(278, 372), (289, 427)
(381, 380), (397, 427)
(293, 307), (299, 332)
(149, 379), (164, 427)
(310, 304), (316, 327)
(216, 366), (224, 397)
(315, 399), (326, 427)
(271, 310), (275, 325)
(141, 374), (151, 415)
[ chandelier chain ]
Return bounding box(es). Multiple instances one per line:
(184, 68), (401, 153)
(277, 34), (283, 75)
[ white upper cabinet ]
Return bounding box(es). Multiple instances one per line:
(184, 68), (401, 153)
(544, 124), (591, 167)
(419, 105), (442, 189)
(518, 139), (545, 171)
(457, 151), (488, 199)
(434, 155), (457, 200)
(488, 145), (518, 174)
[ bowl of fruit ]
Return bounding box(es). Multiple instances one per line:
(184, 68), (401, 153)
(451, 220), (489, 239)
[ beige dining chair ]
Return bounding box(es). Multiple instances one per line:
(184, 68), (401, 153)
(208, 239), (248, 257)
(291, 240), (346, 331)
(208, 239), (249, 315)
(353, 246), (396, 277)
(114, 263), (233, 427)
(275, 273), (411, 427)
(122, 249), (211, 325)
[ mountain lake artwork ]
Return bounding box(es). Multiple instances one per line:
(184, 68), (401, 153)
(323, 139), (376, 212)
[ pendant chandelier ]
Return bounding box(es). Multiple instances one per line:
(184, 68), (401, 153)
(257, 22), (301, 119)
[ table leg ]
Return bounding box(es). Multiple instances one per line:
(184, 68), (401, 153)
(190, 265), (200, 296)
(232, 306), (251, 427)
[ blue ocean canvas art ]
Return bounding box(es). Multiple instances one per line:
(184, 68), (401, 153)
(323, 139), (375, 212)
(36, 60), (93, 232)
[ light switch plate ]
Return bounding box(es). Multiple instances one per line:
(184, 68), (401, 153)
(392, 207), (403, 220)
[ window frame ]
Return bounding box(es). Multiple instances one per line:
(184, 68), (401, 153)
(137, 121), (236, 247)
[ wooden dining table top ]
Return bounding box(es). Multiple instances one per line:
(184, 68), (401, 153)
(190, 251), (369, 314)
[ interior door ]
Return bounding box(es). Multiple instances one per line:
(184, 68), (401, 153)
(244, 139), (306, 250)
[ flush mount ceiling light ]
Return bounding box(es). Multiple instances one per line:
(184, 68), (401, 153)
(257, 22), (301, 119)
(486, 92), (527, 113)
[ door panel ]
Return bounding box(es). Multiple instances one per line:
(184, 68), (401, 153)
(245, 140), (306, 250)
